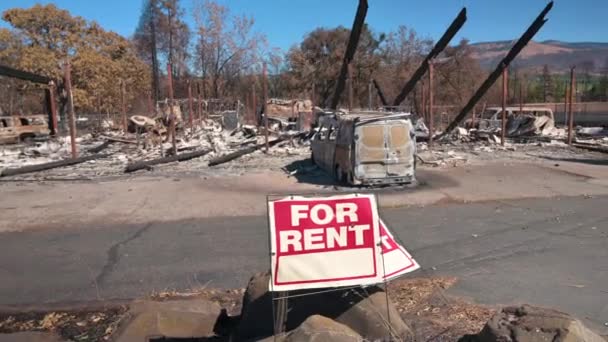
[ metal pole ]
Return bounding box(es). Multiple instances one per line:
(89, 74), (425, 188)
(348, 64), (354, 111)
(428, 61), (434, 149)
(567, 66), (576, 145)
(252, 86), (257, 128)
(501, 68), (508, 146)
(421, 80), (426, 121)
(263, 63), (269, 152)
(167, 63), (176, 154)
(64, 62), (78, 158)
(519, 78), (524, 114)
(564, 80), (569, 126)
(121, 80), (127, 132)
(311, 82), (315, 108)
(188, 80), (194, 133)
(147, 91), (154, 116)
(197, 82), (202, 125)
(368, 81), (372, 110)
(48, 81), (58, 136)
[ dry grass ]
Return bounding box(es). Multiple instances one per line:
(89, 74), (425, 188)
(0, 307), (127, 341)
(388, 276), (495, 341)
(0, 277), (494, 341)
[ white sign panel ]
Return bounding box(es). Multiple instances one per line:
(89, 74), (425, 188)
(379, 219), (420, 280)
(268, 194), (383, 291)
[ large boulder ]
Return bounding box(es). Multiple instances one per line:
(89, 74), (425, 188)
(235, 271), (413, 341)
(459, 304), (606, 342)
(259, 315), (362, 342)
(115, 299), (221, 342)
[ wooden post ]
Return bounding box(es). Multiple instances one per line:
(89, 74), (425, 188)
(197, 82), (202, 125)
(48, 81), (58, 135)
(501, 68), (508, 146)
(564, 80), (569, 126)
(428, 61), (434, 149)
(567, 66), (576, 145)
(348, 64), (354, 111)
(121, 80), (127, 132)
(64, 62), (78, 158)
(188, 80), (194, 133)
(167, 63), (176, 154)
(252, 86), (257, 128)
(263, 63), (269, 152)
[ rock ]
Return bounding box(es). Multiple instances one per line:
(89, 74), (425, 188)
(259, 315), (362, 342)
(235, 271), (413, 341)
(459, 304), (606, 342)
(0, 332), (68, 342)
(115, 299), (221, 342)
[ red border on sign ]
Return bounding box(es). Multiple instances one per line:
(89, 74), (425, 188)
(273, 247), (378, 285)
(382, 251), (417, 278)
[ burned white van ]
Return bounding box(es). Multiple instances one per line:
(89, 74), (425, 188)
(311, 112), (416, 186)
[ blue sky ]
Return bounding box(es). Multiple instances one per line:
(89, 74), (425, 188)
(1, 0), (607, 52)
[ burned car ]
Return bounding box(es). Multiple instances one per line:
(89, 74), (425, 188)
(0, 115), (50, 144)
(465, 107), (554, 130)
(312, 111), (416, 186)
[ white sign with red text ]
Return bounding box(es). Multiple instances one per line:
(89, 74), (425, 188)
(379, 219), (420, 280)
(268, 194), (382, 291)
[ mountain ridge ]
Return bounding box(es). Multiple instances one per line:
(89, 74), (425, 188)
(469, 40), (608, 72)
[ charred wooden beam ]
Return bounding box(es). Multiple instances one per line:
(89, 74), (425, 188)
(87, 140), (113, 153)
(0, 154), (110, 177)
(392, 8), (467, 107)
(372, 79), (388, 106)
(441, 2), (553, 136)
(208, 136), (290, 167)
(0, 65), (52, 84)
(125, 148), (212, 173)
(329, 0), (368, 110)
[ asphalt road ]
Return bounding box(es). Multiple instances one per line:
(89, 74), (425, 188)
(1, 195), (607, 333)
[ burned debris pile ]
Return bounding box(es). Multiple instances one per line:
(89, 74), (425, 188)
(0, 112), (314, 179)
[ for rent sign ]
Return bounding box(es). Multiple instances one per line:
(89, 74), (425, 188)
(379, 219), (420, 280)
(268, 194), (382, 291)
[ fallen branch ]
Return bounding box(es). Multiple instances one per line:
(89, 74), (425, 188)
(208, 133), (302, 167)
(572, 143), (608, 154)
(124, 148), (212, 173)
(0, 154), (110, 177)
(87, 140), (113, 153)
(101, 136), (137, 144)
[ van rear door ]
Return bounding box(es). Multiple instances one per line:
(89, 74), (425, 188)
(354, 119), (415, 180)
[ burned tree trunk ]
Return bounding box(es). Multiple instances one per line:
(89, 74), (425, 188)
(0, 154), (110, 177)
(125, 148), (213, 173)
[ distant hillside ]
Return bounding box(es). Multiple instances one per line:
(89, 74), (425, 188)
(470, 40), (608, 72)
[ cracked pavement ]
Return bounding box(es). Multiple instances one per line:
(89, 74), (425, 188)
(0, 195), (606, 333)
